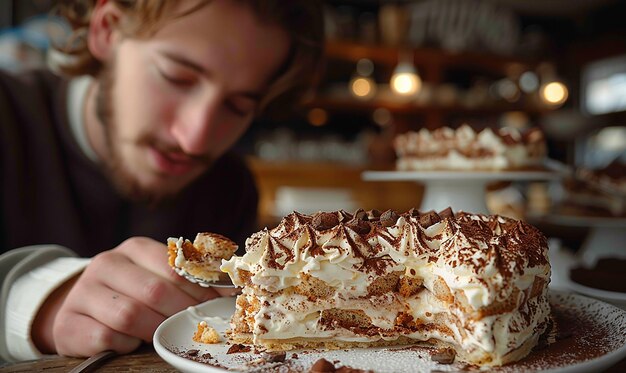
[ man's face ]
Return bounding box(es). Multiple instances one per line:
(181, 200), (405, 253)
(97, 0), (289, 202)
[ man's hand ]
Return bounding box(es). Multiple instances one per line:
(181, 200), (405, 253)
(32, 237), (227, 357)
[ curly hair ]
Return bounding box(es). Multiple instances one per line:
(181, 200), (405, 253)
(53, 0), (325, 113)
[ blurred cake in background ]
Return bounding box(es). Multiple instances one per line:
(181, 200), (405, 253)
(393, 125), (546, 171)
(558, 160), (626, 217)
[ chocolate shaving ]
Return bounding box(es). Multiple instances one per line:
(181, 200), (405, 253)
(346, 219), (371, 235)
(419, 210), (441, 228)
(264, 351), (286, 362)
(380, 209), (400, 227)
(438, 207), (454, 219)
(408, 207), (421, 217)
(353, 208), (368, 221)
(226, 343), (251, 354)
(367, 209), (382, 221)
(430, 347), (456, 364)
(312, 212), (340, 230)
(309, 358), (336, 372)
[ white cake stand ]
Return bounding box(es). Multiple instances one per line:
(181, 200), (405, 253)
(538, 214), (626, 309)
(535, 214), (626, 266)
(362, 160), (568, 214)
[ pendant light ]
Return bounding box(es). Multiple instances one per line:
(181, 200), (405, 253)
(390, 50), (421, 96)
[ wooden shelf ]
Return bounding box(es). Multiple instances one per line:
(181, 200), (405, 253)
(325, 40), (541, 77)
(247, 157), (423, 228)
(306, 96), (550, 116)
(317, 40), (552, 129)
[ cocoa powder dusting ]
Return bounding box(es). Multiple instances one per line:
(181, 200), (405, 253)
(361, 256), (395, 275)
(265, 236), (295, 270)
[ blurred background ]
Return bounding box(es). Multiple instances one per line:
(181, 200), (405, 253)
(1, 0), (625, 254)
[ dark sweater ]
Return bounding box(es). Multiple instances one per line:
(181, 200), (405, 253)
(0, 69), (258, 257)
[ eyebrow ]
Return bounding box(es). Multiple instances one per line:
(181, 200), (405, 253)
(160, 51), (263, 100)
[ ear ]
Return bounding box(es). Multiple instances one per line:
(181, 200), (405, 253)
(87, 0), (124, 62)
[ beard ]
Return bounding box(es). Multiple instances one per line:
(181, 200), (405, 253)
(94, 63), (211, 205)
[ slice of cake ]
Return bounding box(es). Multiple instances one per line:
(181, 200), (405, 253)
(559, 160), (626, 217)
(168, 232), (238, 283)
(393, 125), (546, 171)
(221, 208), (552, 367)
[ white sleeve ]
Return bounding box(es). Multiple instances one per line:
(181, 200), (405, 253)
(0, 245), (88, 362)
(5, 257), (90, 361)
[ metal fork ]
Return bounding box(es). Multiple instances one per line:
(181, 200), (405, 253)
(68, 350), (116, 373)
(178, 271), (236, 288)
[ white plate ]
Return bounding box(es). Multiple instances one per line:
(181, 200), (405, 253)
(362, 159), (569, 182)
(533, 213), (626, 228)
(549, 245), (626, 309)
(154, 291), (626, 373)
(566, 281), (626, 309)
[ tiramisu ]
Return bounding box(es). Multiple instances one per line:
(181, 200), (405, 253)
(393, 125), (546, 171)
(221, 208), (552, 366)
(559, 160), (626, 217)
(168, 232), (238, 283)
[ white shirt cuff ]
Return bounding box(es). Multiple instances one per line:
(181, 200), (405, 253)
(5, 257), (90, 361)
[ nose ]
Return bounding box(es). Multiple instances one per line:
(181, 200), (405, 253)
(170, 90), (222, 156)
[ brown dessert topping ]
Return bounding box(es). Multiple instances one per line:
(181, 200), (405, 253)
(309, 358), (336, 372)
(264, 351), (286, 362)
(312, 212), (340, 231)
(226, 343), (251, 354)
(336, 367), (373, 373)
(368, 209), (382, 221)
(308, 358), (373, 373)
(408, 207), (421, 217)
(346, 219), (371, 235)
(430, 347), (456, 364)
(362, 256), (395, 275)
(419, 210), (441, 228)
(501, 132), (518, 145)
(438, 207), (454, 219)
(265, 235), (295, 269)
(261, 207), (548, 283)
(380, 209), (400, 227)
(353, 208), (368, 221)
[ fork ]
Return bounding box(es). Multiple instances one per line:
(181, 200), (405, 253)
(68, 350), (116, 373)
(178, 271), (236, 288)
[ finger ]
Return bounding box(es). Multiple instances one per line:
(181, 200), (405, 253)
(53, 312), (141, 357)
(73, 285), (165, 342)
(214, 287), (241, 297)
(115, 237), (218, 301)
(116, 237), (184, 283)
(103, 257), (213, 315)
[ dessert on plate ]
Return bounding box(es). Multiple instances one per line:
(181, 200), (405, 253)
(393, 125), (546, 171)
(167, 232), (238, 283)
(220, 208), (553, 367)
(558, 160), (626, 217)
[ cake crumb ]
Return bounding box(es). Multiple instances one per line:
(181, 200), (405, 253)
(192, 321), (221, 344)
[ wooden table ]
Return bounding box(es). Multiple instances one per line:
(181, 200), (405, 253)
(2, 344), (625, 372)
(0, 345), (175, 373)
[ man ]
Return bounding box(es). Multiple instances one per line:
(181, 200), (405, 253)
(0, 0), (323, 362)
